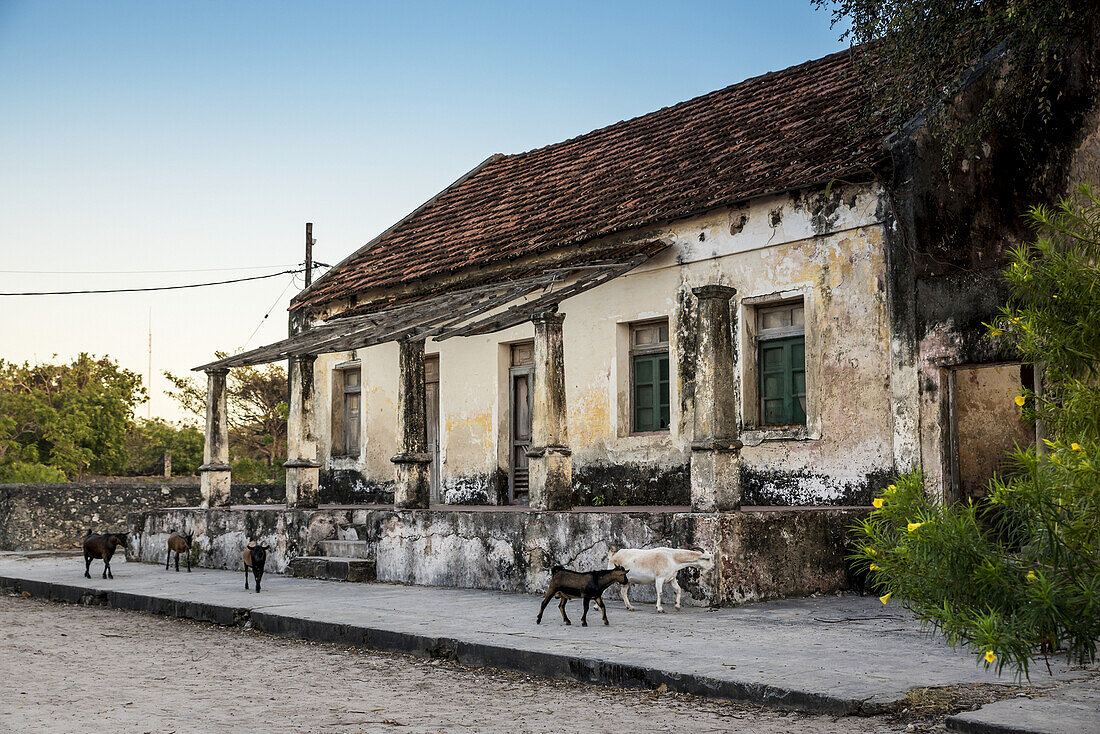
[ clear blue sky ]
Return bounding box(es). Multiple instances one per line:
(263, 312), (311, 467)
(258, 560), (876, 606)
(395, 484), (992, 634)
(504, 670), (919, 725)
(0, 0), (847, 421)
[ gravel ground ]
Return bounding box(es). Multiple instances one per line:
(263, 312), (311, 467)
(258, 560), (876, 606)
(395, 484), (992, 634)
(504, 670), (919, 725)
(0, 594), (927, 733)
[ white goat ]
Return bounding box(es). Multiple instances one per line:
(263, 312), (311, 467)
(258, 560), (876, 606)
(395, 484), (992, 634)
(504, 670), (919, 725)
(608, 547), (714, 612)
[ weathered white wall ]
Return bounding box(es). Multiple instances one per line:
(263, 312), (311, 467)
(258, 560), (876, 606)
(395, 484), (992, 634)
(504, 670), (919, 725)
(308, 184), (897, 505)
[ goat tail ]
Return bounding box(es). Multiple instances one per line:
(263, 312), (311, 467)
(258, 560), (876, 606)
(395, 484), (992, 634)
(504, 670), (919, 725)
(550, 565), (565, 574)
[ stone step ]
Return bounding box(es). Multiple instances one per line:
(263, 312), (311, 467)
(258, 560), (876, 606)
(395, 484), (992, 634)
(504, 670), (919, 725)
(319, 539), (373, 559)
(288, 556), (376, 583)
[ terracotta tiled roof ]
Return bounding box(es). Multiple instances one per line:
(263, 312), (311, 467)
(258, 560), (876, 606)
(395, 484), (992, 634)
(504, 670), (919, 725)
(294, 49), (881, 311)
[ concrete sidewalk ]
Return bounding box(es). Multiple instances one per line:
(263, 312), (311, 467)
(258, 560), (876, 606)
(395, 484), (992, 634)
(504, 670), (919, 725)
(0, 552), (1086, 719)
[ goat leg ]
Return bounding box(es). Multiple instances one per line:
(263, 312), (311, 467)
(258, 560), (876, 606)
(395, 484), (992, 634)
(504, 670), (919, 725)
(597, 596), (609, 625)
(581, 596), (591, 626)
(244, 566), (249, 590)
(558, 597), (571, 625)
(620, 582), (635, 611)
(536, 587), (556, 624)
(165, 552), (170, 571)
(186, 551), (191, 572)
(84, 556), (92, 579)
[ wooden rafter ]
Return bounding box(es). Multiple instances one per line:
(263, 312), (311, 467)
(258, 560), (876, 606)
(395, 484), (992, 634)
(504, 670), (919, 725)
(193, 245), (664, 371)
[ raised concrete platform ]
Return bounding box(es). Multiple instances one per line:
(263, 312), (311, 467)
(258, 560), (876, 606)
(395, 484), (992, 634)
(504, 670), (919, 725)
(0, 553), (1085, 718)
(127, 504), (868, 606)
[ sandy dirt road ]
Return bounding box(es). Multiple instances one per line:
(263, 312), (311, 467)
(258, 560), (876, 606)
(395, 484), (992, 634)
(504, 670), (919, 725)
(0, 594), (920, 733)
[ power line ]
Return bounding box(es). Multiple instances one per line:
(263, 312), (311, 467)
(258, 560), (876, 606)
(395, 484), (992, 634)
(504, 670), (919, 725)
(240, 274), (299, 350)
(0, 264), (296, 275)
(0, 267), (321, 296)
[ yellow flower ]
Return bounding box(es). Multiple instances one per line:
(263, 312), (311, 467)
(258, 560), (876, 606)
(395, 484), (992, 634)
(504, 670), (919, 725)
(886, 484), (897, 492)
(1026, 571), (1037, 583)
(873, 498), (885, 509)
(869, 565), (881, 571)
(880, 592), (892, 604)
(1015, 395), (1027, 407)
(984, 651), (996, 664)
(1071, 443), (1081, 451)
(867, 547), (877, 556)
(907, 522), (923, 532)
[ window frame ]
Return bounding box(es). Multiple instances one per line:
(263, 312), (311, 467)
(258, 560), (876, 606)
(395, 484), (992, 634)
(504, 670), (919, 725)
(740, 289), (819, 442)
(629, 319), (671, 435)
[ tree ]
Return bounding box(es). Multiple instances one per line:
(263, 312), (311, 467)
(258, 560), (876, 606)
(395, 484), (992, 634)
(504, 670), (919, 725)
(124, 418), (204, 477)
(852, 185), (1100, 676)
(0, 354), (146, 480)
(812, 0), (1096, 167)
(165, 359), (288, 483)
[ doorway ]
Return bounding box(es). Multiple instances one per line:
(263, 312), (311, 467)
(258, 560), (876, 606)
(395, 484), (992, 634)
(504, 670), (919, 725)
(426, 355), (441, 503)
(945, 363), (1036, 503)
(508, 342), (534, 504)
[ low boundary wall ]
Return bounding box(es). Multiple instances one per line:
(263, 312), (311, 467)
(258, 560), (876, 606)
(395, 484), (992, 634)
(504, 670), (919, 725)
(127, 505), (868, 607)
(0, 481), (284, 550)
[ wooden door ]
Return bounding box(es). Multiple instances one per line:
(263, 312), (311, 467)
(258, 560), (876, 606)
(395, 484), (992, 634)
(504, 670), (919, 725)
(426, 356), (441, 503)
(508, 343), (534, 504)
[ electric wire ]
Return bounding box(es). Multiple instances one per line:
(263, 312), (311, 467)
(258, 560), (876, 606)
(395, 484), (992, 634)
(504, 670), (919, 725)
(0, 267), (326, 296)
(0, 264), (295, 275)
(240, 274), (299, 350)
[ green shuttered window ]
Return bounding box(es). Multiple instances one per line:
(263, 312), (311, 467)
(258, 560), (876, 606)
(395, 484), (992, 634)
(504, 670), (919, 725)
(631, 321), (670, 433)
(757, 302), (806, 426)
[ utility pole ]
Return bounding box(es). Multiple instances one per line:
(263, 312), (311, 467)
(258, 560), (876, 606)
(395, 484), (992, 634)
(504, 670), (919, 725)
(305, 222), (314, 288)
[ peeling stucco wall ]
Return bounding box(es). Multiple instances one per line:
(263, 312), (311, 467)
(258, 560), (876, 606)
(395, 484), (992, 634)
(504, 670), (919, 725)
(127, 505), (868, 606)
(303, 184), (895, 507)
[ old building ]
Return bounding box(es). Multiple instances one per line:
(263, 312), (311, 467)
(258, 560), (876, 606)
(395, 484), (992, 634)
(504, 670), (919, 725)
(155, 44), (1097, 604)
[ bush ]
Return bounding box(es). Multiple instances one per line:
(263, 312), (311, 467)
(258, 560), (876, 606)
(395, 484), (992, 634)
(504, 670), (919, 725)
(0, 461), (68, 483)
(853, 184), (1100, 677)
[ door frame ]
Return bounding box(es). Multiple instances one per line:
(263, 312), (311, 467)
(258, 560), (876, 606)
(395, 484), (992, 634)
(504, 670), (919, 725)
(508, 364), (534, 504)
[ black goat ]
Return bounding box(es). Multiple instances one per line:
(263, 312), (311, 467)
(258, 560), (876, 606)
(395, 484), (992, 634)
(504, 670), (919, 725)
(243, 542), (268, 593)
(166, 532), (194, 572)
(83, 531), (128, 580)
(537, 565), (629, 626)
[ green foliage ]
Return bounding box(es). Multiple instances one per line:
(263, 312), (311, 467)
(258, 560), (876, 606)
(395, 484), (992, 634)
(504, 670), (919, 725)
(124, 418), (204, 476)
(231, 456), (284, 484)
(853, 185), (1100, 677)
(812, 0), (1095, 165)
(0, 461), (68, 483)
(165, 359), (287, 484)
(0, 354), (146, 480)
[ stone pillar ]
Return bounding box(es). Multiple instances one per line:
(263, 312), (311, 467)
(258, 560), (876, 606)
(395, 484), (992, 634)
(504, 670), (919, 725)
(528, 310), (572, 511)
(285, 354), (321, 508)
(199, 368), (232, 508)
(391, 338), (431, 509)
(690, 285), (742, 512)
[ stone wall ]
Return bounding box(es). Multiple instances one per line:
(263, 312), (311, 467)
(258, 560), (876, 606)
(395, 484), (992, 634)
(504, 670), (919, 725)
(127, 505), (868, 606)
(0, 481), (285, 551)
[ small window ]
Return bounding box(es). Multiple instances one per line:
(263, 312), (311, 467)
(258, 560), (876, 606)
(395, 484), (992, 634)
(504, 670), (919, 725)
(342, 367), (361, 456)
(757, 302), (805, 426)
(631, 321), (670, 433)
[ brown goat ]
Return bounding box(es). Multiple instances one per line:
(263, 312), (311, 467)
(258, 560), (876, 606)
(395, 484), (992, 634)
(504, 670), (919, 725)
(537, 565), (629, 627)
(83, 531), (128, 580)
(243, 541), (268, 593)
(166, 532), (194, 572)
